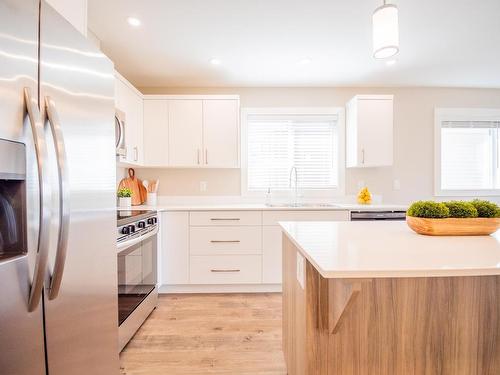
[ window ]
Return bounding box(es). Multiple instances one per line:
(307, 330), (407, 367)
(435, 108), (500, 196)
(242, 108), (345, 196)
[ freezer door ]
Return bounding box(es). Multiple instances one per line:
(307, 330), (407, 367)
(39, 2), (119, 375)
(0, 1), (47, 375)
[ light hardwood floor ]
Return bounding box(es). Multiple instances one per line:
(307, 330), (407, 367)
(120, 293), (287, 375)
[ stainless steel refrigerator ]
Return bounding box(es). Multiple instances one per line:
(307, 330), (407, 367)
(0, 1), (119, 374)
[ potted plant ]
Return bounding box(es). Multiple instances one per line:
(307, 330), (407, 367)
(406, 199), (500, 236)
(117, 188), (133, 208)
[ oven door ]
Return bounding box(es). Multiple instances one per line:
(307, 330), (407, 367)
(117, 234), (157, 325)
(117, 232), (158, 350)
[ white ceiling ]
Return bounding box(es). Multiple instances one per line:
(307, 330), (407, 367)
(88, 0), (500, 88)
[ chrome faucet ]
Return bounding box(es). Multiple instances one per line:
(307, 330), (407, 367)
(289, 166), (298, 203)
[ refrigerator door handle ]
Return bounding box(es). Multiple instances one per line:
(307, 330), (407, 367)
(45, 96), (70, 300)
(24, 88), (51, 312)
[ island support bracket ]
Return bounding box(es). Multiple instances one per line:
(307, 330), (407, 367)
(316, 278), (372, 334)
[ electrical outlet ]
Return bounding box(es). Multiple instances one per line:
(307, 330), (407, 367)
(200, 181), (207, 192)
(296, 252), (305, 289)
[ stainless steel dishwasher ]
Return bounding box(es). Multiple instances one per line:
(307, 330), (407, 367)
(350, 210), (407, 221)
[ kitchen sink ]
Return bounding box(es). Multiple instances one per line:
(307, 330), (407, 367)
(265, 202), (341, 208)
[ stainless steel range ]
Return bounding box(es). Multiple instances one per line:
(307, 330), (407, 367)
(117, 210), (158, 351)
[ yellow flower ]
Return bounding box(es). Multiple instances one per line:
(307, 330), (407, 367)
(357, 187), (372, 205)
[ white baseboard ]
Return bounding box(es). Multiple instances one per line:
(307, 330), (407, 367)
(158, 284), (282, 294)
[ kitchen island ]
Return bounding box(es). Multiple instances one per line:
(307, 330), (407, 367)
(280, 221), (500, 375)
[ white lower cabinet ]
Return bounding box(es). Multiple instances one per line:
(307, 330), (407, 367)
(262, 210), (350, 225)
(262, 210), (350, 284)
(189, 210), (262, 226)
(188, 211), (262, 285)
(262, 226), (283, 284)
(160, 211), (189, 285)
(190, 255), (262, 284)
(160, 209), (349, 290)
(190, 226), (262, 255)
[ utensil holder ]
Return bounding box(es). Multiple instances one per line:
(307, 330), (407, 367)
(147, 193), (157, 206)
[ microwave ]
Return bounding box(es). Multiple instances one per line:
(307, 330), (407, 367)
(115, 108), (126, 157)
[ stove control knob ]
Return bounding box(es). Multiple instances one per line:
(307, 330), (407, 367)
(147, 218), (153, 225)
(152, 217), (158, 224)
(128, 225), (136, 233)
(121, 226), (130, 235)
(138, 221), (146, 229)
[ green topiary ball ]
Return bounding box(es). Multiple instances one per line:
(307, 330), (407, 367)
(407, 201), (450, 218)
(470, 199), (500, 218)
(443, 201), (478, 218)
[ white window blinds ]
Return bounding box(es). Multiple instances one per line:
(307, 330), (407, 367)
(441, 120), (500, 190)
(247, 115), (338, 191)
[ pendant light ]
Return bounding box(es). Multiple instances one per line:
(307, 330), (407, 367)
(372, 0), (399, 59)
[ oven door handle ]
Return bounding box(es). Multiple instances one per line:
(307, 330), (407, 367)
(117, 226), (158, 253)
(45, 96), (70, 301)
(24, 88), (51, 312)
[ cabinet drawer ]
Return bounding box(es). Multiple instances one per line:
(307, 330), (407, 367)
(190, 255), (262, 284)
(263, 210), (349, 226)
(190, 211), (262, 226)
(190, 226), (262, 255)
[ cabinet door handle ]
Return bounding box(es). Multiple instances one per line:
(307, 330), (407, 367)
(134, 146), (138, 161)
(210, 269), (241, 273)
(197, 149), (200, 164)
(210, 218), (240, 221)
(210, 240), (241, 243)
(205, 149), (208, 165)
(361, 148), (365, 164)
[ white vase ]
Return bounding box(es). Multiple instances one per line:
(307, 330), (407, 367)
(119, 197), (132, 208)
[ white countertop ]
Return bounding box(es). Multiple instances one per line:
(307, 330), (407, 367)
(118, 203), (408, 212)
(280, 221), (500, 278)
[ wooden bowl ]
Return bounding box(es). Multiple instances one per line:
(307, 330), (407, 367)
(406, 216), (500, 236)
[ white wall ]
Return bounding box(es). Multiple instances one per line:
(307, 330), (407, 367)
(46, 0), (88, 36)
(134, 86), (500, 204)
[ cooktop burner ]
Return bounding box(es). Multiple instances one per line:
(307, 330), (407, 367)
(117, 210), (156, 226)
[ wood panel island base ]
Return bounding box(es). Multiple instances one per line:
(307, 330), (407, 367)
(281, 221), (500, 375)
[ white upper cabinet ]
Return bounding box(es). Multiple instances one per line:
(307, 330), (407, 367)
(346, 95), (393, 168)
(203, 100), (240, 168)
(116, 91), (240, 168)
(142, 96), (240, 168)
(115, 72), (144, 165)
(168, 100), (204, 167)
(143, 100), (169, 166)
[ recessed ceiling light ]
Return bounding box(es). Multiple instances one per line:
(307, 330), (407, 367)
(127, 17), (141, 27)
(210, 58), (222, 65)
(297, 57), (312, 65)
(386, 59), (397, 66)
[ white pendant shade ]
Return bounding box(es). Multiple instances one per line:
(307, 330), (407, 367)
(372, 4), (399, 59)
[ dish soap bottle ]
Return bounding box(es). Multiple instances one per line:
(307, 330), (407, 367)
(265, 187), (272, 206)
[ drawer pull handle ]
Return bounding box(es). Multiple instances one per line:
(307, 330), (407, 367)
(210, 218), (240, 221)
(210, 240), (241, 243)
(210, 269), (241, 273)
